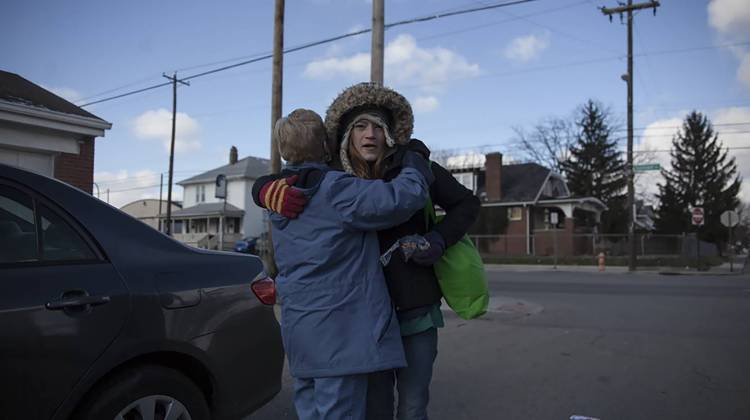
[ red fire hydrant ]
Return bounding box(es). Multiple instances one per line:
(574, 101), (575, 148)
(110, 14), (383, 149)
(598, 252), (606, 272)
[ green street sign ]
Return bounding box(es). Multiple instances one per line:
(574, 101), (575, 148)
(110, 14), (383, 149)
(634, 163), (661, 172)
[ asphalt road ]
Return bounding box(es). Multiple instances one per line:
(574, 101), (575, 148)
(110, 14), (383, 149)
(249, 269), (750, 420)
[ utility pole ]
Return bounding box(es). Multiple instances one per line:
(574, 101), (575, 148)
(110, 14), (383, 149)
(266, 0), (285, 277)
(601, 0), (659, 272)
(371, 0), (384, 84)
(163, 72), (190, 236)
(271, 0), (284, 174)
(158, 172), (163, 232)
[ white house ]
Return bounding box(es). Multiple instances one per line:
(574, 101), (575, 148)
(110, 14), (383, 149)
(170, 147), (269, 250)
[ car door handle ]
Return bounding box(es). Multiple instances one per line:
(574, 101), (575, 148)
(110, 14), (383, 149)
(46, 295), (111, 310)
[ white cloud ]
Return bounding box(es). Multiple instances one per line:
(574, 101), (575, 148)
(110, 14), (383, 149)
(503, 33), (550, 63)
(132, 109), (201, 153)
(708, 0), (750, 35)
(636, 107), (750, 205)
(304, 53), (370, 80)
(708, 0), (750, 91)
(714, 107), (750, 204)
(413, 96), (439, 113)
(304, 34), (480, 91)
(93, 169), (176, 209)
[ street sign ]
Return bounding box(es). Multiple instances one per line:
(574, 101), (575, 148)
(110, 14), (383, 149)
(633, 163), (661, 172)
(215, 174), (227, 199)
(720, 210), (740, 227)
(691, 207), (704, 226)
(550, 212), (559, 225)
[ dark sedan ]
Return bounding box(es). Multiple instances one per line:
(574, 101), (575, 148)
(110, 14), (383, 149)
(0, 164), (284, 420)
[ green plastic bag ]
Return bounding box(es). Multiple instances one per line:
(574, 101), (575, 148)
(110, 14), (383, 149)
(425, 194), (489, 320)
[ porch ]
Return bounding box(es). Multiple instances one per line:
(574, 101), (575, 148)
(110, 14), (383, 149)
(161, 202), (245, 251)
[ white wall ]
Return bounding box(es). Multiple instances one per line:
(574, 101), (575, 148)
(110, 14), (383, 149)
(243, 179), (265, 238)
(181, 178), (265, 238)
(0, 147), (55, 176)
(227, 179), (245, 209)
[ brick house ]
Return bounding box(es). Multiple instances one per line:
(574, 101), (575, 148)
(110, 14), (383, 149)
(0, 70), (111, 193)
(448, 152), (607, 257)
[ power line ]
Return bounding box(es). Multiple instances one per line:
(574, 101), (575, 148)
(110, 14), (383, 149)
(417, 0), (590, 42)
(401, 40), (750, 89)
(79, 0), (542, 107)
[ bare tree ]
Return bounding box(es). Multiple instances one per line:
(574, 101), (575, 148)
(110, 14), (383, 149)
(512, 117), (575, 174)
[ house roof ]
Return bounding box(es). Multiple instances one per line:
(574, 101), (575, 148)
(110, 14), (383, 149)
(178, 156), (270, 185)
(500, 163), (551, 203)
(120, 198), (182, 209)
(0, 70), (104, 121)
(168, 202), (244, 218)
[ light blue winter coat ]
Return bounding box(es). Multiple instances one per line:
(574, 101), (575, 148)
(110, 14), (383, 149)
(271, 162), (429, 378)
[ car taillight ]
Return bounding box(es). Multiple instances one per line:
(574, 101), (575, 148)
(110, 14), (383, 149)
(251, 276), (276, 305)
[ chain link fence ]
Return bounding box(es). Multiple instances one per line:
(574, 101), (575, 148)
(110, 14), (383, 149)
(470, 233), (717, 260)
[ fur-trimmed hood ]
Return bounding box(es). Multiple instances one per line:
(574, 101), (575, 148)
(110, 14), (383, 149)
(325, 83), (414, 150)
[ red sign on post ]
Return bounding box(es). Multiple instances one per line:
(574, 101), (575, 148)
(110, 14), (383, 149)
(691, 207), (705, 226)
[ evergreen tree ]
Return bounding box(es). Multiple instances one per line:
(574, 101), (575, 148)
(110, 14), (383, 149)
(561, 100), (627, 233)
(655, 111), (741, 246)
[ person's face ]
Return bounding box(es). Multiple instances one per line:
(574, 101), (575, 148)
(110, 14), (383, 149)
(351, 119), (386, 162)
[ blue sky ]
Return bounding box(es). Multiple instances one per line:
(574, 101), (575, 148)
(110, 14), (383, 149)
(2, 0), (749, 207)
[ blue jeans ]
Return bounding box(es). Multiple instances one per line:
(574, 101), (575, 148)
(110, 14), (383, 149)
(294, 374), (368, 420)
(366, 327), (438, 420)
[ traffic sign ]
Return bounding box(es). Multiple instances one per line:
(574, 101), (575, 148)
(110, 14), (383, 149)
(691, 207), (704, 226)
(633, 163), (661, 172)
(720, 210), (740, 227)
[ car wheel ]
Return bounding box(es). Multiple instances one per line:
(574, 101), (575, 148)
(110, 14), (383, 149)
(73, 364), (210, 420)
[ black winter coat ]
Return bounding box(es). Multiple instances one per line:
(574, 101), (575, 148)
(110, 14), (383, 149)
(379, 140), (479, 311)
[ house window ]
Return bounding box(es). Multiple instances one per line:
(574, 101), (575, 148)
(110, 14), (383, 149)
(195, 185), (206, 203)
(508, 207), (523, 221)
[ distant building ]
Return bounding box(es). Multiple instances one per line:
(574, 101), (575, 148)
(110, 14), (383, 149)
(120, 199), (182, 231)
(446, 152), (607, 257)
(169, 147), (268, 250)
(0, 70), (111, 192)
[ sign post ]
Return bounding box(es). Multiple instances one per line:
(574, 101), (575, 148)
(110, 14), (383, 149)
(550, 212), (559, 269)
(215, 174), (227, 251)
(721, 210), (739, 272)
(691, 207), (704, 264)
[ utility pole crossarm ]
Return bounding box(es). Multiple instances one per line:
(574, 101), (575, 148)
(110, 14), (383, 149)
(162, 73), (191, 87)
(601, 1), (659, 15)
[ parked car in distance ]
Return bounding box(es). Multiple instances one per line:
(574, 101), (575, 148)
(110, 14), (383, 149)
(0, 163), (284, 420)
(234, 236), (259, 254)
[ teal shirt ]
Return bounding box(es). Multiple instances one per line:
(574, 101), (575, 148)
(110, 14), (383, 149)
(398, 303), (444, 336)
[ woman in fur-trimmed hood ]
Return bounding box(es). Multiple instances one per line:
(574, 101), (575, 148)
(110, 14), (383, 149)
(325, 82), (481, 420)
(325, 82), (413, 178)
(253, 82), (480, 419)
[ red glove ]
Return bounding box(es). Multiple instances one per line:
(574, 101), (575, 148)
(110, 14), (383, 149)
(259, 175), (307, 218)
